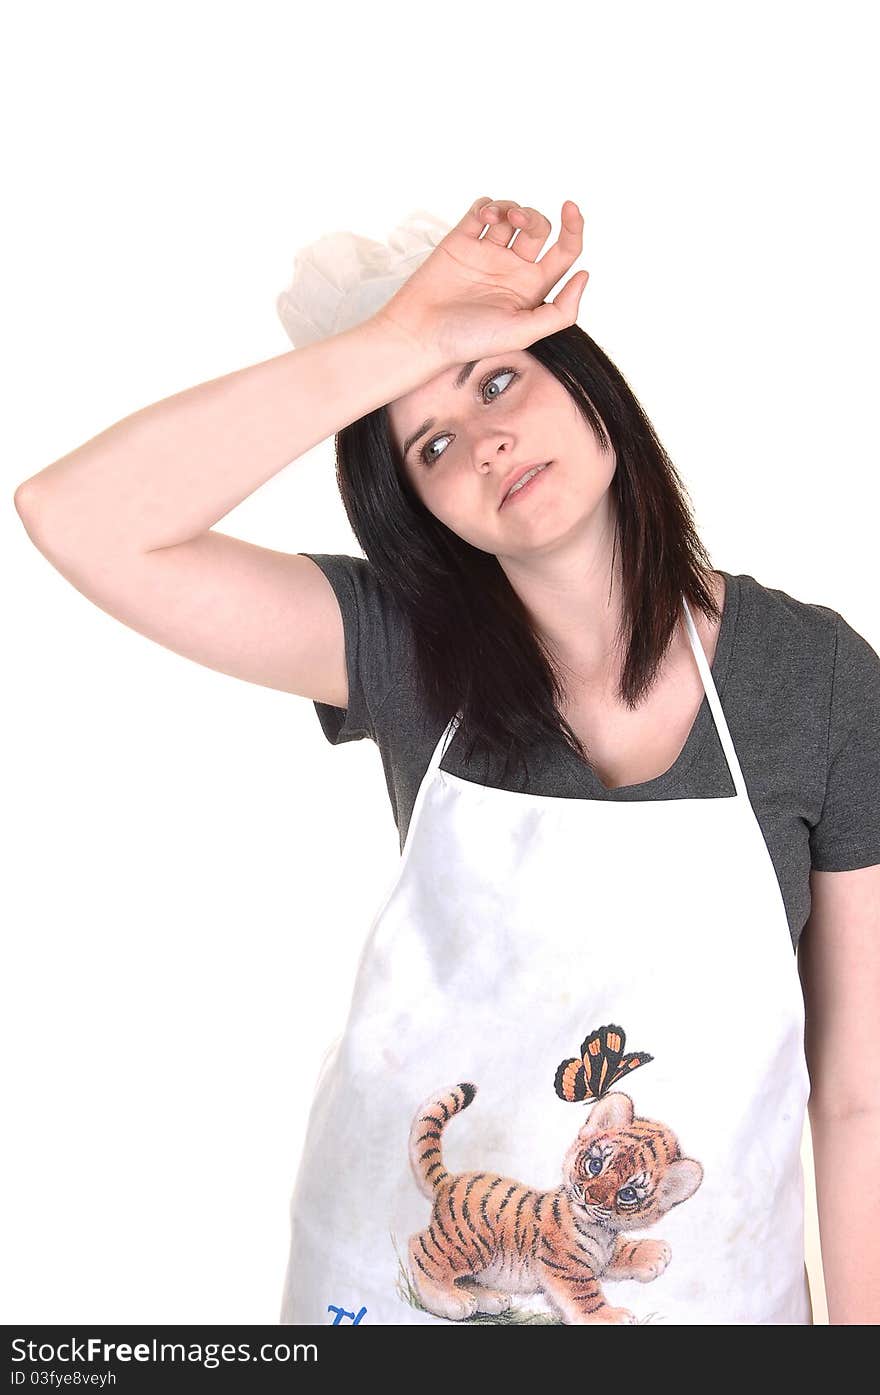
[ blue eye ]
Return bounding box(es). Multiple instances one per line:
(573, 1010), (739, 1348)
(418, 368), (518, 467)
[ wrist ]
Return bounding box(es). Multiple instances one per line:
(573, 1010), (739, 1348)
(362, 311), (450, 378)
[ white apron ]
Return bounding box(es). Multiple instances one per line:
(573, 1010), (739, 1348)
(281, 597), (813, 1326)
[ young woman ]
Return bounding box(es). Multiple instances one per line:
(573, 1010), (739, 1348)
(15, 196), (880, 1326)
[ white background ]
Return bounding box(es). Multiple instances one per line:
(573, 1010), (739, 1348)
(3, 0), (878, 1324)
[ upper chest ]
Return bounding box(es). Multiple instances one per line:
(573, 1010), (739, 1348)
(559, 593), (724, 794)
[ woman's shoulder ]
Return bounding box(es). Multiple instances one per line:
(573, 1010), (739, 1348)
(723, 565), (839, 624)
(295, 551), (416, 747)
(720, 566), (873, 649)
(298, 551), (413, 635)
(719, 566), (880, 703)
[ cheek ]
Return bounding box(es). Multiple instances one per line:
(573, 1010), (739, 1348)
(404, 467), (447, 519)
(426, 473), (479, 521)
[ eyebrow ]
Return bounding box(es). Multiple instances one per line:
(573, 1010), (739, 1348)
(401, 360), (479, 460)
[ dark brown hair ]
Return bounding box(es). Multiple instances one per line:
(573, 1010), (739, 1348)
(330, 322), (720, 782)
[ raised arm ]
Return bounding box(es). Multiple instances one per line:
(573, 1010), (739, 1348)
(13, 317), (443, 703)
(14, 194), (586, 703)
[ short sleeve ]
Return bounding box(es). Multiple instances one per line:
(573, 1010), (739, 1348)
(809, 612), (880, 871)
(297, 552), (400, 746)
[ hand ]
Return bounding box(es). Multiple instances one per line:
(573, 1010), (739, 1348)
(371, 196), (589, 369)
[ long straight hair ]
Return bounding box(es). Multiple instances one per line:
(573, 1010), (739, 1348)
(331, 322), (720, 781)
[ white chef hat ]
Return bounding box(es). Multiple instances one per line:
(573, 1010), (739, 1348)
(276, 208), (453, 350)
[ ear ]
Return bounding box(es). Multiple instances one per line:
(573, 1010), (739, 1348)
(577, 1091), (634, 1140)
(655, 1158), (704, 1209)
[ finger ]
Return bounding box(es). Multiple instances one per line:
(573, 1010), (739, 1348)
(461, 196), (519, 240)
(480, 198), (525, 246)
(506, 206), (553, 264)
(461, 195), (499, 237)
(533, 200), (586, 297)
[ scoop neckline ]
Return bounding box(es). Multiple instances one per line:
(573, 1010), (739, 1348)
(437, 570), (742, 803)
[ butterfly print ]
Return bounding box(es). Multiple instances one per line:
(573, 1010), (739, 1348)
(554, 1022), (654, 1102)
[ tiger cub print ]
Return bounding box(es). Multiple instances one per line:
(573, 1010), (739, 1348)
(407, 1083), (703, 1324)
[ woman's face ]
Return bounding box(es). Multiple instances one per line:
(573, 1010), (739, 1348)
(386, 349), (617, 558)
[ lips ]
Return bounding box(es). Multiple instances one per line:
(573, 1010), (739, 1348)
(499, 461), (552, 509)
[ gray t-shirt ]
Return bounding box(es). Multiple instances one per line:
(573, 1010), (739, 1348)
(298, 554), (880, 950)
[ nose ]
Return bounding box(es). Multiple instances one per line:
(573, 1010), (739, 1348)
(471, 438), (513, 473)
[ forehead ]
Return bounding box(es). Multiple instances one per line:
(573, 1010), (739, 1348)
(386, 349), (534, 445)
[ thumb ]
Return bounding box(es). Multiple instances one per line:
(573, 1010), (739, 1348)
(525, 270), (589, 339)
(553, 268), (590, 322)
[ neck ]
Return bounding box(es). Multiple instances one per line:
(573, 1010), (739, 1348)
(498, 493), (626, 691)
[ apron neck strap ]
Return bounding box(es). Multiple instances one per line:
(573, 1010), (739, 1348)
(429, 709), (462, 777)
(681, 596), (747, 799)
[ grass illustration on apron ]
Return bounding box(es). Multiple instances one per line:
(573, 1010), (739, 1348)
(395, 1023), (704, 1325)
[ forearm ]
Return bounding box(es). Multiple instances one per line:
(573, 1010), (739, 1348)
(810, 1106), (880, 1323)
(14, 317), (443, 553)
